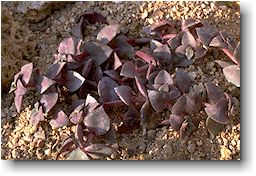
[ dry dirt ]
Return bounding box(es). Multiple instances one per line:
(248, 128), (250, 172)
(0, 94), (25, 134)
(1, 1), (240, 160)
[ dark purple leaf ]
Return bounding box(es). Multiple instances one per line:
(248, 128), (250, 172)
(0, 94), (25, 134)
(148, 90), (169, 112)
(120, 61), (138, 78)
(174, 55), (194, 67)
(140, 100), (153, 127)
(128, 37), (151, 46)
(81, 10), (107, 24)
(233, 41), (240, 63)
(214, 60), (232, 69)
(167, 31), (183, 51)
(114, 86), (133, 105)
(135, 51), (156, 66)
(65, 54), (83, 70)
(98, 77), (119, 103)
(71, 16), (84, 39)
(194, 45), (208, 59)
(179, 120), (195, 139)
(196, 26), (219, 46)
(50, 109), (69, 129)
(40, 92), (58, 113)
(58, 37), (75, 55)
(150, 39), (163, 51)
(153, 44), (172, 64)
(110, 35), (134, 59)
(169, 114), (184, 132)
(205, 117), (225, 137)
(75, 124), (85, 147)
(56, 137), (76, 160)
(31, 105), (44, 126)
(66, 71), (85, 92)
(83, 105), (110, 135)
(71, 99), (86, 112)
(69, 104), (85, 124)
(66, 147), (90, 160)
(175, 69), (191, 93)
(46, 62), (66, 80)
(223, 64), (240, 87)
(220, 31), (237, 49)
(36, 76), (56, 94)
(204, 98), (229, 124)
(85, 94), (99, 113)
(81, 58), (93, 78)
(204, 82), (225, 105)
(169, 85), (181, 100)
(181, 19), (202, 30)
(182, 30), (196, 48)
(175, 45), (187, 57)
(84, 143), (115, 159)
(209, 35), (228, 48)
(113, 52), (122, 70)
(92, 66), (103, 82)
(154, 70), (173, 85)
(135, 76), (148, 98)
(104, 70), (121, 82)
(84, 41), (113, 67)
(97, 24), (119, 44)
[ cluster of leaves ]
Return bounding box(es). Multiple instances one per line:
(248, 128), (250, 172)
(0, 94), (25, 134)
(10, 11), (240, 160)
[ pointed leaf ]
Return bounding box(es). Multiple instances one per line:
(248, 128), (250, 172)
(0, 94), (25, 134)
(148, 90), (169, 112)
(167, 32), (183, 51)
(140, 100), (153, 127)
(71, 16), (84, 39)
(182, 30), (196, 48)
(179, 120), (195, 139)
(84, 41), (113, 66)
(154, 70), (173, 85)
(153, 44), (172, 64)
(98, 77), (119, 103)
(196, 26), (219, 46)
(66, 71), (85, 92)
(69, 104), (85, 124)
(111, 35), (134, 59)
(75, 124), (85, 147)
(40, 92), (58, 113)
(58, 37), (75, 55)
(66, 147), (90, 160)
(20, 63), (34, 85)
(31, 106), (44, 126)
(97, 24), (119, 44)
(158, 84), (169, 93)
(209, 35), (228, 48)
(84, 144), (115, 159)
(233, 41), (240, 63)
(85, 94), (99, 113)
(83, 106), (110, 135)
(223, 65), (240, 87)
(104, 70), (121, 81)
(205, 98), (229, 124)
(120, 61), (138, 78)
(113, 52), (122, 70)
(36, 76), (56, 94)
(81, 59), (93, 78)
(175, 45), (187, 57)
(169, 85), (182, 100)
(169, 114), (184, 132)
(181, 19), (202, 30)
(81, 10), (107, 24)
(214, 60), (232, 69)
(46, 62), (66, 80)
(175, 69), (191, 93)
(135, 76), (148, 98)
(206, 117), (225, 137)
(204, 82), (225, 104)
(14, 80), (27, 113)
(50, 109), (69, 129)
(135, 51), (156, 66)
(114, 86), (133, 105)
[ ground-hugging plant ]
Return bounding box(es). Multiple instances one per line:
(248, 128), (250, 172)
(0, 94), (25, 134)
(9, 11), (240, 160)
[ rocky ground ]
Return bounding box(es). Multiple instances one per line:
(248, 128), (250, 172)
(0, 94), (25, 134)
(1, 1), (240, 160)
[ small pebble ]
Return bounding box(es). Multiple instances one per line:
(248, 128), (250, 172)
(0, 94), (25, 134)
(187, 143), (196, 153)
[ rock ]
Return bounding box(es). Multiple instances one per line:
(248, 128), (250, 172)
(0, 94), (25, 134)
(147, 130), (156, 138)
(34, 127), (45, 140)
(44, 148), (51, 156)
(220, 147), (232, 160)
(187, 143), (196, 153)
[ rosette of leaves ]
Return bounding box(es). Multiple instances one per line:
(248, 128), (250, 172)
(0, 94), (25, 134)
(10, 12), (240, 156)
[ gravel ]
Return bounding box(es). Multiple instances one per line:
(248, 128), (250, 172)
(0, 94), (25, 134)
(1, 1), (240, 160)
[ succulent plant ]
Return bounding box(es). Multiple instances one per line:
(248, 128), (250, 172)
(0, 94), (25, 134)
(9, 11), (240, 159)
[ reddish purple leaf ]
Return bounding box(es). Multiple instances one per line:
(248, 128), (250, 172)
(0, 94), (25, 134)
(110, 35), (134, 59)
(50, 109), (69, 129)
(204, 82), (225, 105)
(148, 90), (169, 112)
(83, 105), (110, 135)
(98, 77), (119, 103)
(220, 31), (237, 49)
(175, 69), (191, 93)
(182, 30), (197, 48)
(114, 86), (133, 105)
(31, 105), (44, 126)
(206, 117), (225, 137)
(84, 143), (115, 159)
(205, 98), (229, 124)
(169, 85), (181, 100)
(233, 41), (240, 63)
(196, 26), (219, 46)
(135, 51), (156, 66)
(167, 31), (183, 51)
(14, 80), (27, 113)
(66, 71), (85, 92)
(223, 64), (240, 87)
(194, 45), (208, 59)
(84, 41), (113, 67)
(36, 76), (56, 94)
(104, 70), (121, 82)
(82, 59), (93, 78)
(81, 10), (107, 24)
(153, 44), (172, 64)
(46, 62), (66, 80)
(97, 24), (119, 44)
(85, 94), (99, 113)
(179, 120), (195, 139)
(140, 100), (153, 127)
(69, 104), (85, 124)
(113, 52), (122, 70)
(135, 76), (148, 98)
(154, 70), (173, 85)
(120, 61), (138, 78)
(40, 92), (58, 113)
(71, 16), (84, 39)
(181, 19), (202, 30)
(169, 114), (184, 132)
(58, 37), (76, 55)
(20, 63), (33, 85)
